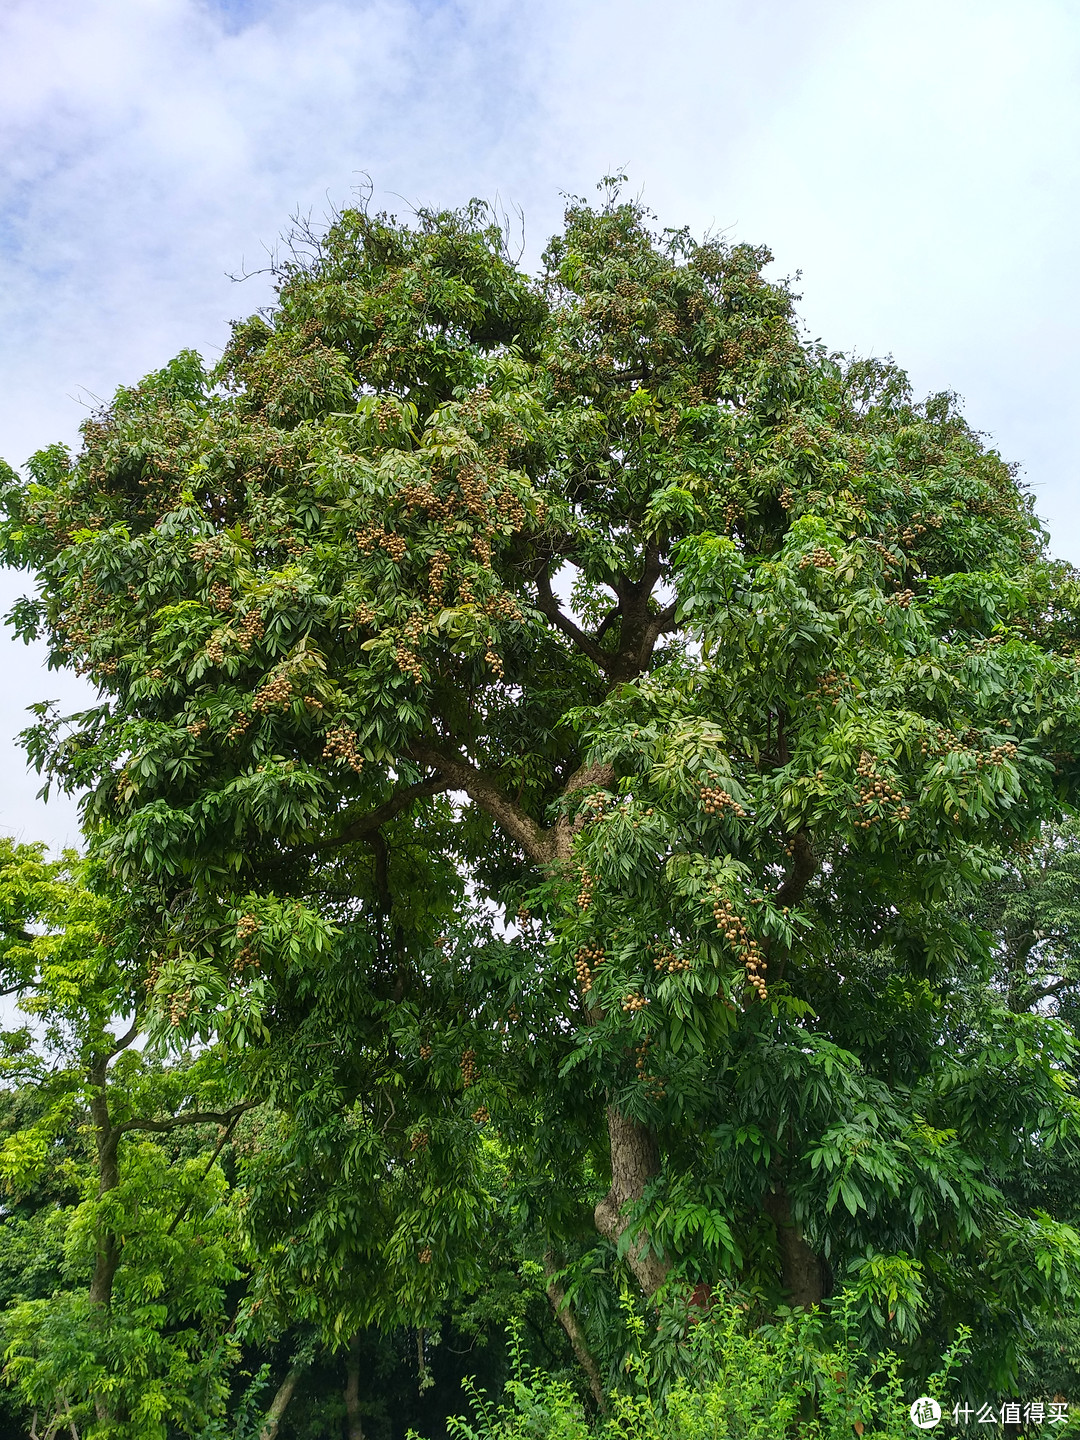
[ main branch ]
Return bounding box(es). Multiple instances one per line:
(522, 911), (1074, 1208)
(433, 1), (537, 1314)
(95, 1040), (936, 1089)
(318, 777), (448, 849)
(408, 741), (555, 864)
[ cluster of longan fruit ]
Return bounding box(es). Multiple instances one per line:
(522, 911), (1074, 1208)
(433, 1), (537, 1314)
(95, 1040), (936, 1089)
(919, 727), (963, 757)
(633, 1040), (665, 1098)
(233, 912), (260, 969)
(206, 635), (226, 666)
(236, 609), (264, 652)
(401, 481), (453, 522)
(209, 581), (233, 612)
(235, 914), (260, 941)
(578, 792), (612, 824)
(621, 992), (649, 1013)
(457, 463), (493, 519)
(252, 671), (294, 712)
(977, 741), (1018, 769)
(323, 725), (365, 774)
(743, 940), (768, 1001)
(426, 550), (450, 602)
(854, 751), (911, 827)
(471, 1105), (490, 1125)
(356, 526), (407, 562)
(375, 401), (400, 432)
(712, 895), (768, 1000)
(187, 719), (208, 737)
(897, 511), (942, 545)
(800, 547), (836, 570)
(409, 1129), (429, 1152)
(699, 784), (748, 818)
(653, 949), (692, 975)
(888, 588), (915, 609)
(460, 1049), (477, 1087)
(574, 944), (605, 994)
(816, 670), (844, 700)
(190, 539), (220, 572)
(483, 590), (523, 623)
(395, 646), (425, 683)
(712, 895), (749, 947)
(577, 868), (595, 910)
(168, 987), (193, 1027)
(227, 712), (251, 741)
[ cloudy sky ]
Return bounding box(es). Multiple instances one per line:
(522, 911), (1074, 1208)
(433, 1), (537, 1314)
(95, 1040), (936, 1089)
(1, 0), (1077, 852)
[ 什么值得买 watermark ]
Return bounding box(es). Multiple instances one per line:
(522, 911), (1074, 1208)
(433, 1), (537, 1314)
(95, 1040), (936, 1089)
(909, 1396), (1070, 1428)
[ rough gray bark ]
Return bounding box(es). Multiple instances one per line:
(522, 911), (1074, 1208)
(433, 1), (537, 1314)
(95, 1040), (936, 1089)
(593, 1107), (670, 1297)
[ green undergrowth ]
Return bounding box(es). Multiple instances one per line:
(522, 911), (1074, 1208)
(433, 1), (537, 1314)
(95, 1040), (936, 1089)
(423, 1300), (971, 1440)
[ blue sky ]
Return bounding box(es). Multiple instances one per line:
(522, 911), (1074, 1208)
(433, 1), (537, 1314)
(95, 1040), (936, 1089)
(2, 0), (1078, 851)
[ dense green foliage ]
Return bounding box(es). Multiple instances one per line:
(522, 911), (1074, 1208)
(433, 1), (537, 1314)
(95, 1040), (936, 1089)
(3, 180), (1080, 1434)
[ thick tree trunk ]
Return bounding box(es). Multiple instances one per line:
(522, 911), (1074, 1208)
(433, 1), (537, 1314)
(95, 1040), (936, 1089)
(259, 1366), (303, 1440)
(344, 1333), (365, 1440)
(764, 1186), (824, 1309)
(543, 1251), (607, 1411)
(593, 1106), (670, 1296)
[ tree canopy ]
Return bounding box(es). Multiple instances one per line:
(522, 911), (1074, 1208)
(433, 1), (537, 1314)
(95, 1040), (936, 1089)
(4, 180), (1080, 1429)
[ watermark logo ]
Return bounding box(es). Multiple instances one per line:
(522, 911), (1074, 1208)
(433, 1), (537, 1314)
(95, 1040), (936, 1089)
(911, 1397), (942, 1429)
(908, 1398), (1071, 1428)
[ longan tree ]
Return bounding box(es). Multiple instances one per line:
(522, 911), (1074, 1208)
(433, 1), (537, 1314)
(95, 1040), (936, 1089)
(5, 181), (1080, 1371)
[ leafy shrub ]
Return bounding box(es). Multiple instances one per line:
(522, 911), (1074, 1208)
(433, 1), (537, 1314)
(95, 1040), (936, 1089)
(429, 1301), (969, 1440)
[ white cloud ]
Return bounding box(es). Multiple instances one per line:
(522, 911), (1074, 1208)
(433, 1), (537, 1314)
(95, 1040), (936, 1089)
(2, 0), (1078, 849)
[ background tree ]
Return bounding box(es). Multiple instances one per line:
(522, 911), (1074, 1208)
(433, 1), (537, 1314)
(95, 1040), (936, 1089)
(0, 839), (249, 1438)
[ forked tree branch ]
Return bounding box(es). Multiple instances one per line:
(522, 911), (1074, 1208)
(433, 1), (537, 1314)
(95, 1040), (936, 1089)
(534, 568), (614, 671)
(639, 601), (679, 658)
(318, 777), (448, 849)
(115, 1102), (254, 1139)
(408, 741), (554, 864)
(774, 830), (818, 910)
